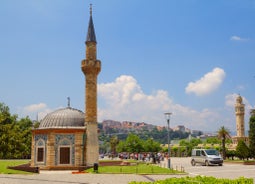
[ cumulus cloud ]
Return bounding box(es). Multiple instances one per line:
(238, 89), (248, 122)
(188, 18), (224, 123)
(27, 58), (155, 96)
(23, 103), (47, 113)
(20, 103), (54, 120)
(98, 75), (227, 130)
(230, 36), (249, 41)
(185, 67), (226, 96)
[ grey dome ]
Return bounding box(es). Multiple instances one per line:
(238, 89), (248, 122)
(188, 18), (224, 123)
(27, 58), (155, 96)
(39, 107), (85, 128)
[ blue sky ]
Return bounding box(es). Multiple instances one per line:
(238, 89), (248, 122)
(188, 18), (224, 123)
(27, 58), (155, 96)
(1, 0), (255, 133)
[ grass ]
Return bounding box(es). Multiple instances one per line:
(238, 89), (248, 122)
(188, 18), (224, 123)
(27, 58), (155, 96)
(86, 163), (185, 174)
(0, 160), (31, 174)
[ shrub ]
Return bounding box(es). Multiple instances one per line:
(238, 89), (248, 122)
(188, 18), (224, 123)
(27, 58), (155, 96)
(129, 176), (253, 184)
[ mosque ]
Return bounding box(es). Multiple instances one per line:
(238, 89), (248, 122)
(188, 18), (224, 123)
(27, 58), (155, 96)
(30, 5), (100, 170)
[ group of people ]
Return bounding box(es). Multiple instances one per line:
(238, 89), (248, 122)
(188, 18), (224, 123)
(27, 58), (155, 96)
(118, 152), (167, 164)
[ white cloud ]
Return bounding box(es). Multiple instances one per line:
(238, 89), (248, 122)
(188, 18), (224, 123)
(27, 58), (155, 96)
(230, 36), (249, 41)
(23, 103), (47, 113)
(185, 67), (226, 96)
(19, 103), (55, 120)
(98, 75), (230, 131)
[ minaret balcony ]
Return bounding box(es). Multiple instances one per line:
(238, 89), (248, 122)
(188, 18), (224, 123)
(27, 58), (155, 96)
(81, 59), (101, 75)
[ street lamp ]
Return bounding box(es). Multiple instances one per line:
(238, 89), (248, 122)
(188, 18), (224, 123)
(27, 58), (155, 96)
(164, 112), (172, 169)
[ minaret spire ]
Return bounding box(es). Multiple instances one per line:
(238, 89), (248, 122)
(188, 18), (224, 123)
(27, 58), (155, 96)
(86, 4), (97, 43)
(90, 4), (92, 16)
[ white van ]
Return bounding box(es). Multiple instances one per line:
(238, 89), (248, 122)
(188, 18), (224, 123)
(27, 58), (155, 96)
(191, 149), (223, 166)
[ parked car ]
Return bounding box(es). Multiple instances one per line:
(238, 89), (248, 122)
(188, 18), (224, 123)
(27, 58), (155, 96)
(191, 149), (223, 166)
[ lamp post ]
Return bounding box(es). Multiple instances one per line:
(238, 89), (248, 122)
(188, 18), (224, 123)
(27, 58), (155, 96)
(164, 112), (172, 169)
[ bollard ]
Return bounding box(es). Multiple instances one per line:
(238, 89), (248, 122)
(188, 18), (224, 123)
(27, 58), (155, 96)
(93, 163), (98, 173)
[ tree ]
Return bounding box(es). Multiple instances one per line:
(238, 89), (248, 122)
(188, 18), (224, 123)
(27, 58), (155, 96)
(125, 134), (143, 153)
(116, 140), (127, 153)
(110, 136), (119, 155)
(206, 137), (221, 144)
(116, 134), (162, 154)
(143, 138), (161, 152)
(236, 140), (249, 160)
(0, 102), (33, 159)
(217, 126), (231, 160)
(248, 115), (255, 159)
(17, 117), (33, 158)
(179, 138), (202, 156)
(226, 150), (236, 160)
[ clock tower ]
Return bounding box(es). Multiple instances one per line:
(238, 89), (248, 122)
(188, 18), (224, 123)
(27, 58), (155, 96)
(235, 95), (245, 137)
(232, 95), (249, 145)
(81, 5), (101, 166)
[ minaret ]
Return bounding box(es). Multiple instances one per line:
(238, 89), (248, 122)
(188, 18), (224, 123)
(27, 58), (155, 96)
(235, 95), (245, 137)
(81, 4), (101, 166)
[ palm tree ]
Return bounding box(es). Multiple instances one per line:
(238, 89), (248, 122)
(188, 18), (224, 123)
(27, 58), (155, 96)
(110, 136), (119, 157)
(217, 126), (231, 160)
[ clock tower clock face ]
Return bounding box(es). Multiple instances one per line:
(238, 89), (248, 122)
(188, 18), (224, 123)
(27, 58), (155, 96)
(235, 106), (244, 113)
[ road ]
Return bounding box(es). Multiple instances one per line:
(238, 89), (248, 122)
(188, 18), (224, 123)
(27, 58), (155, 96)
(164, 157), (255, 181)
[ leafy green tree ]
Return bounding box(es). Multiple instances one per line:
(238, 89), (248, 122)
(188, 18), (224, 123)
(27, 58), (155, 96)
(116, 140), (127, 153)
(143, 138), (161, 152)
(236, 140), (249, 160)
(110, 136), (119, 155)
(179, 138), (202, 156)
(0, 102), (33, 159)
(99, 141), (110, 154)
(33, 121), (40, 129)
(248, 115), (255, 158)
(206, 137), (221, 144)
(217, 126), (231, 160)
(226, 150), (236, 160)
(17, 117), (33, 158)
(116, 134), (162, 154)
(125, 134), (143, 153)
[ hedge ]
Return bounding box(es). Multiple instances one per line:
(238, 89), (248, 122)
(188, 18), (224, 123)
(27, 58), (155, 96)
(129, 176), (253, 184)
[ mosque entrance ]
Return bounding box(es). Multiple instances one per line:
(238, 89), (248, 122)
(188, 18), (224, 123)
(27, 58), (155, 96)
(60, 147), (70, 164)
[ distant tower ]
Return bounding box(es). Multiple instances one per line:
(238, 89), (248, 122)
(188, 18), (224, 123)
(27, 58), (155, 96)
(81, 5), (101, 166)
(235, 95), (245, 137)
(232, 95), (249, 145)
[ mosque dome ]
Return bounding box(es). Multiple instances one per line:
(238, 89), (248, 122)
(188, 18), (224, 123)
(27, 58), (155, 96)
(39, 107), (85, 128)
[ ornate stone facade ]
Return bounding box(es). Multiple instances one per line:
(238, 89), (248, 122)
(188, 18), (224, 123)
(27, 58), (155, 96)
(31, 128), (85, 170)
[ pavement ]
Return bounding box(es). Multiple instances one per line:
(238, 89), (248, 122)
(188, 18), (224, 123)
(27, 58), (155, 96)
(0, 157), (254, 184)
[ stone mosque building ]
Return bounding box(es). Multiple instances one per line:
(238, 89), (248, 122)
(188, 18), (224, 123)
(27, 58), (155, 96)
(31, 5), (100, 170)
